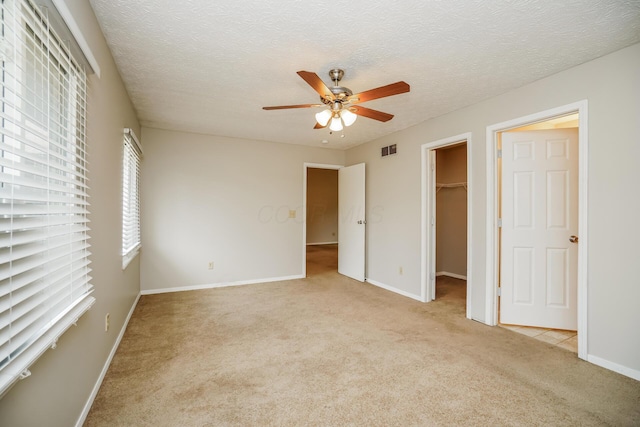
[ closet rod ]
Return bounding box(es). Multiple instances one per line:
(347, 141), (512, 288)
(436, 182), (467, 192)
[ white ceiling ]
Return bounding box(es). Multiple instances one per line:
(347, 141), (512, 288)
(88, 0), (640, 150)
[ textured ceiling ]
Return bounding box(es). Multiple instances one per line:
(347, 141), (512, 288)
(89, 0), (640, 149)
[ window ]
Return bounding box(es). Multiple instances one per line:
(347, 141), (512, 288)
(121, 128), (141, 268)
(0, 0), (93, 396)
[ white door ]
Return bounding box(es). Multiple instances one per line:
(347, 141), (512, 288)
(338, 163), (366, 281)
(500, 129), (578, 330)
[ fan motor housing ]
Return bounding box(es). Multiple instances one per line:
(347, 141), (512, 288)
(321, 86), (353, 105)
(320, 68), (353, 103)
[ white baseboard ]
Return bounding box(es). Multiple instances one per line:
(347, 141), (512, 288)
(365, 278), (422, 302)
(75, 292), (141, 427)
(436, 271), (467, 280)
(306, 241), (338, 246)
(587, 354), (640, 381)
(141, 274), (305, 295)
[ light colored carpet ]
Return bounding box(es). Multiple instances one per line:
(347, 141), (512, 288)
(85, 245), (640, 426)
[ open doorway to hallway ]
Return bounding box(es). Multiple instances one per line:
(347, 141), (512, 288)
(305, 167), (339, 276)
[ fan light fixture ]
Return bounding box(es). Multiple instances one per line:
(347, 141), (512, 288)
(315, 109), (332, 127)
(341, 109), (357, 126)
(316, 108), (357, 131)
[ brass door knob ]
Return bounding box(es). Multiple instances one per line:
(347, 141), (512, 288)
(569, 235), (579, 243)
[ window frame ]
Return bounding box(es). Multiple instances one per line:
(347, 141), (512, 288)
(0, 0), (93, 397)
(121, 128), (141, 269)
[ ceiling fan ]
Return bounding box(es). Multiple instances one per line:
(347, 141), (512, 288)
(263, 69), (410, 132)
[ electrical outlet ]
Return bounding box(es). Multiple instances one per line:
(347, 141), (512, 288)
(208, 261), (214, 270)
(105, 313), (110, 332)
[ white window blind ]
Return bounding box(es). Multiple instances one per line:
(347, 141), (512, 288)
(0, 0), (94, 396)
(121, 128), (141, 268)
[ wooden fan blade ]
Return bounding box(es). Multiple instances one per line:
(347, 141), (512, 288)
(297, 71), (335, 101)
(350, 106), (394, 122)
(263, 104), (322, 110)
(349, 81), (410, 103)
(313, 122), (327, 129)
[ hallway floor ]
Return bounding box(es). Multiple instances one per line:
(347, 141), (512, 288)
(500, 324), (578, 353)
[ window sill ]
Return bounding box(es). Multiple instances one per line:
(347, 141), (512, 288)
(0, 295), (95, 398)
(122, 245), (141, 270)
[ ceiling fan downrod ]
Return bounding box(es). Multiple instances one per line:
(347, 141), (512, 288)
(329, 68), (344, 85)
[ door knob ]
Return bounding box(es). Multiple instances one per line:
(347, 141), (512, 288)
(569, 235), (579, 243)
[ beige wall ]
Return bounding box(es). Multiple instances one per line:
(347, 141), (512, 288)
(0, 1), (141, 426)
(307, 168), (339, 244)
(346, 43), (640, 376)
(1, 11), (638, 426)
(139, 128), (345, 293)
(435, 144), (467, 276)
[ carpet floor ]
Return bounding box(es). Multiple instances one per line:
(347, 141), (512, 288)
(85, 245), (640, 426)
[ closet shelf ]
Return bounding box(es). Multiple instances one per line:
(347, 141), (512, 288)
(436, 182), (467, 193)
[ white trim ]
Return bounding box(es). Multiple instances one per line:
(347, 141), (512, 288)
(124, 128), (143, 155)
(366, 278), (422, 302)
(302, 162), (343, 277)
(304, 162), (343, 169)
(587, 355), (640, 382)
(436, 271), (467, 281)
(485, 100), (588, 361)
(121, 245), (140, 270)
(0, 296), (95, 398)
(49, 0), (101, 77)
(420, 133), (473, 319)
(141, 275), (304, 296)
(306, 241), (338, 246)
(75, 293), (140, 427)
(576, 105), (589, 360)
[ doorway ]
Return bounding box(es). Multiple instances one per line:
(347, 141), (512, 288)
(499, 118), (579, 352)
(421, 133), (473, 319)
(485, 101), (588, 360)
(303, 163), (341, 277)
(302, 162), (367, 282)
(435, 143), (468, 306)
(305, 167), (339, 276)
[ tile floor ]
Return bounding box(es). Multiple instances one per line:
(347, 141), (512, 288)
(436, 275), (579, 354)
(500, 324), (578, 353)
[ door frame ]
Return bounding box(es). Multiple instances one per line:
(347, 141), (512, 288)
(302, 162), (343, 277)
(485, 100), (588, 360)
(421, 132), (473, 318)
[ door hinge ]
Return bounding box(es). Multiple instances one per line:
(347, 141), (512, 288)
(497, 287), (502, 297)
(497, 218), (502, 228)
(497, 149), (502, 158)
(430, 272), (435, 281)
(431, 216), (435, 226)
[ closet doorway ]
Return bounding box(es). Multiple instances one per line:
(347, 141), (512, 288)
(435, 143), (468, 304)
(421, 133), (472, 318)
